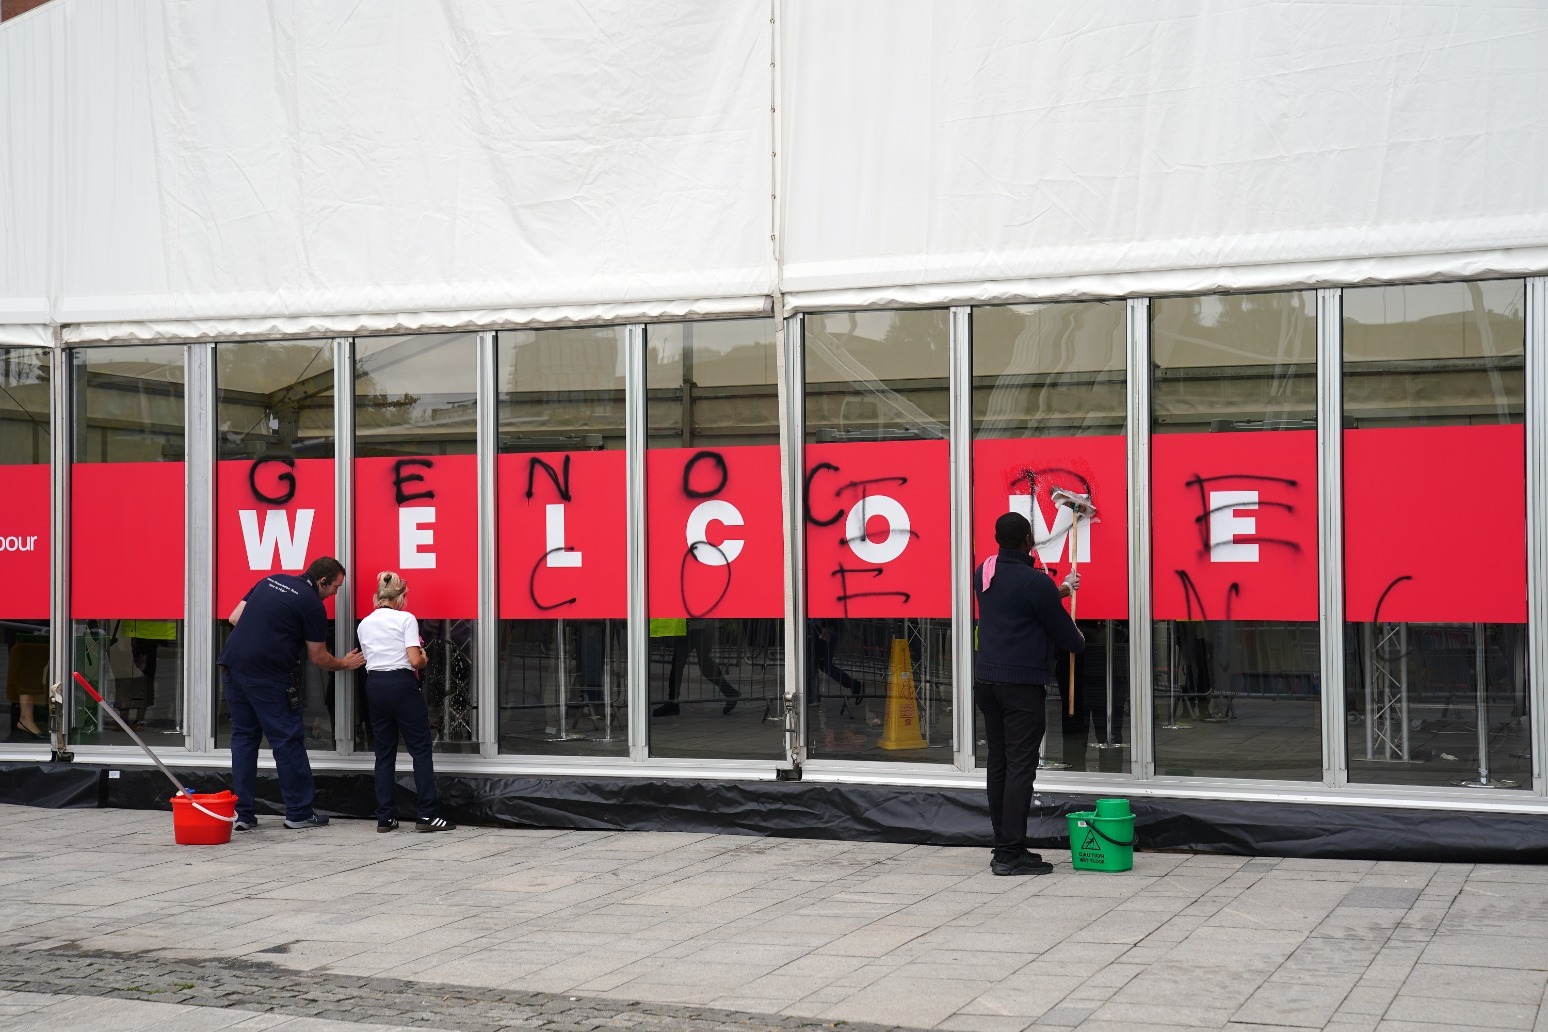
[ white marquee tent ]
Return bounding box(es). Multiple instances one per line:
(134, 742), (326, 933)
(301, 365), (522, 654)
(2, 0), (1546, 347)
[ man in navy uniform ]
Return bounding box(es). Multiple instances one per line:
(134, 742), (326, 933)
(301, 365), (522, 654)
(219, 556), (365, 830)
(974, 512), (1084, 875)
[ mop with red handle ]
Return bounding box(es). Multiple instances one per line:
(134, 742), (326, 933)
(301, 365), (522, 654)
(70, 671), (236, 823)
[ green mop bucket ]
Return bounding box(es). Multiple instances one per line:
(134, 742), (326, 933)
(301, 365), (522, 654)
(1067, 797), (1135, 872)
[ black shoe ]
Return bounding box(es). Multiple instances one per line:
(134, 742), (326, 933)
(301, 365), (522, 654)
(377, 819), (399, 833)
(283, 814), (330, 830)
(850, 682), (864, 700)
(720, 686), (740, 715)
(233, 817), (258, 832)
(991, 852), (1054, 877)
(416, 816), (457, 833)
(652, 702), (680, 717)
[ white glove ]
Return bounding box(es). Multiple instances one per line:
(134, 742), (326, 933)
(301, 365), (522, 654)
(1062, 571), (1081, 593)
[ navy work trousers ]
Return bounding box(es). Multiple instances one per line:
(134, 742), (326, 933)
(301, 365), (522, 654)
(223, 668), (316, 823)
(973, 679), (1048, 857)
(364, 668), (438, 822)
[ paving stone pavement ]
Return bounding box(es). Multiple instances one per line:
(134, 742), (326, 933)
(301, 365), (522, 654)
(2, 803), (1547, 1032)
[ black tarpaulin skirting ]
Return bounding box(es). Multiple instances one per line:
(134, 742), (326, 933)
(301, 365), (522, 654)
(1, 761), (1544, 863)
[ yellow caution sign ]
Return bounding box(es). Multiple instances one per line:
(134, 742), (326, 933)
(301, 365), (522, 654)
(877, 638), (926, 751)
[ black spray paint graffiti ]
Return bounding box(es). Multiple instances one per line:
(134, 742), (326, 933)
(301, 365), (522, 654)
(1174, 471), (1300, 622)
(525, 454), (573, 503)
(1372, 575), (1414, 625)
(248, 457), (297, 505)
(1008, 464), (1092, 573)
(525, 455), (578, 612)
(681, 450), (733, 619)
(806, 463), (916, 616)
(394, 458), (436, 505)
(1185, 472), (1299, 556)
(529, 547), (578, 611)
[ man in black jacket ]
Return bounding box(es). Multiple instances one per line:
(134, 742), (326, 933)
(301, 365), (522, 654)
(975, 511), (1085, 876)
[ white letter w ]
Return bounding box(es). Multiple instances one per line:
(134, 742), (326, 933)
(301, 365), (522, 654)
(239, 509), (314, 570)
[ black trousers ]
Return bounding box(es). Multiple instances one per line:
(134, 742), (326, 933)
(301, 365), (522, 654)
(365, 668), (438, 822)
(974, 679), (1048, 856)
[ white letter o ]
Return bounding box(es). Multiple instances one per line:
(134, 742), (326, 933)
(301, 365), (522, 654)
(845, 495), (911, 564)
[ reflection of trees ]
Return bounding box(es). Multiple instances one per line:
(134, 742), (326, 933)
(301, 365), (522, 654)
(0, 347), (50, 463)
(353, 335), (477, 457)
(973, 303), (1125, 437)
(217, 340), (336, 459)
(75, 348), (187, 462)
(1152, 293), (1316, 432)
(499, 329), (626, 451)
(880, 308), (949, 357)
(806, 312), (948, 440)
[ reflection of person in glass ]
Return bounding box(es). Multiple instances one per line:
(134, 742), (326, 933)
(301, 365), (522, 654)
(1057, 623), (1127, 773)
(6, 626), (48, 741)
(974, 512), (1083, 877)
(358, 572), (456, 833)
(120, 619), (175, 730)
(650, 617), (741, 716)
(806, 619), (863, 706)
(218, 557), (365, 831)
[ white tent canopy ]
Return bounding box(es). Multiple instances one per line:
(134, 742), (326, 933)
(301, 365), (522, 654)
(781, 0), (1548, 308)
(2, 0), (1546, 345)
(0, 0), (775, 344)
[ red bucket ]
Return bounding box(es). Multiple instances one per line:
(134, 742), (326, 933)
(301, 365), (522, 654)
(170, 790), (237, 845)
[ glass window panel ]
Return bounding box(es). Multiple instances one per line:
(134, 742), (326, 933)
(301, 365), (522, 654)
(646, 319), (783, 760)
(214, 340), (338, 751)
(354, 334), (478, 754)
(496, 326), (628, 756)
(69, 346), (187, 747)
(1342, 280), (1529, 789)
(1, 347), (50, 747)
(804, 310), (952, 762)
(1150, 292), (1322, 781)
(972, 301), (1130, 773)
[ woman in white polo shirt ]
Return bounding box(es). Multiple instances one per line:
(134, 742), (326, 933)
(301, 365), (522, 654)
(357, 571), (455, 833)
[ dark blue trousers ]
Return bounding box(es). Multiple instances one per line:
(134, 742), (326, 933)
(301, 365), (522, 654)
(364, 668), (438, 822)
(223, 668), (316, 823)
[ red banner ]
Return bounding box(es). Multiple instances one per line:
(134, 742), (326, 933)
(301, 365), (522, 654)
(1345, 424), (1525, 623)
(973, 436), (1128, 620)
(499, 450), (626, 619)
(647, 445), (783, 618)
(215, 458), (336, 618)
(72, 462), (185, 618)
(355, 454), (477, 619)
(0, 464), (49, 618)
(805, 440), (950, 618)
(1152, 430), (1318, 621)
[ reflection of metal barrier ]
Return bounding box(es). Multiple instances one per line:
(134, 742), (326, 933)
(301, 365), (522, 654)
(495, 621), (626, 740)
(423, 629), (474, 743)
(1457, 624), (1517, 789)
(1354, 622), (1523, 786)
(1362, 623), (1411, 762)
(72, 629), (110, 736)
(648, 623), (785, 716)
(1155, 624), (1193, 730)
(832, 618), (950, 748)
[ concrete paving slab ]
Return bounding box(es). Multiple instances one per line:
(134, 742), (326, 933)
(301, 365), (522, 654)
(4, 803), (1548, 1031)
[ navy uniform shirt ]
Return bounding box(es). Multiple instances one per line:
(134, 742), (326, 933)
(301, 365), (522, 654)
(216, 574), (328, 682)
